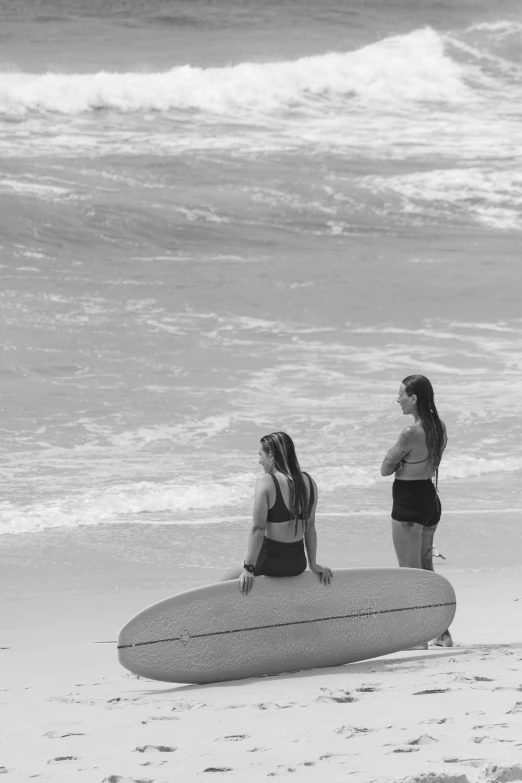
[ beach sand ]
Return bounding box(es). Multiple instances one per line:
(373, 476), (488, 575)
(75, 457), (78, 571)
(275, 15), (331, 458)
(1, 569), (521, 783)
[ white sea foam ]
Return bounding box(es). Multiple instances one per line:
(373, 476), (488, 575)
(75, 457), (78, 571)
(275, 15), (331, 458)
(0, 28), (469, 118)
(467, 20), (522, 36)
(359, 168), (522, 230)
(0, 475), (256, 536)
(2, 313), (521, 537)
(1, 452), (521, 536)
(314, 466), (377, 490)
(443, 455), (522, 479)
(446, 321), (517, 333)
(107, 416), (235, 448)
(0, 22), (519, 163)
(0, 177), (80, 201)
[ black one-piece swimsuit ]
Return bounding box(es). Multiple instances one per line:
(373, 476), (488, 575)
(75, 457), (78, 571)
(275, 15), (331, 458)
(254, 473), (314, 577)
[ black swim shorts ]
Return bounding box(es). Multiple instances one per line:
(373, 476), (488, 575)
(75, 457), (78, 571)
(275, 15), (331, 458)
(392, 479), (441, 528)
(254, 537), (307, 577)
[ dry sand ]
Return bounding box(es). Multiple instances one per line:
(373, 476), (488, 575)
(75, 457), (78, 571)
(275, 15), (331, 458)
(1, 570), (521, 783)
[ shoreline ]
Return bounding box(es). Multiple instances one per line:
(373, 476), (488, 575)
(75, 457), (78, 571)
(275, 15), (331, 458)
(2, 489), (522, 602)
(1, 568), (521, 782)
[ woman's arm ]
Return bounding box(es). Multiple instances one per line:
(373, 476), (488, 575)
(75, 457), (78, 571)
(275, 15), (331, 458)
(304, 522), (319, 568)
(380, 427), (414, 476)
(304, 477), (319, 567)
(304, 479), (332, 585)
(240, 474), (270, 594)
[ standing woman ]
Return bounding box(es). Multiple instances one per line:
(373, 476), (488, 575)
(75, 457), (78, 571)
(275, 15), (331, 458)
(380, 375), (452, 647)
(222, 431), (332, 595)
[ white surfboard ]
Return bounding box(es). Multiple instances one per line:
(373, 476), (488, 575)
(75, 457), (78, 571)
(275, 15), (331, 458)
(118, 568), (456, 684)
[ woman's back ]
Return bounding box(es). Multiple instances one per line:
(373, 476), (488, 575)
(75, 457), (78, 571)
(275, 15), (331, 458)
(265, 471), (316, 543)
(396, 421), (447, 481)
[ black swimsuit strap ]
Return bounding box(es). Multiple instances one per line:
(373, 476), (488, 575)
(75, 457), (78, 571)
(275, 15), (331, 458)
(271, 472), (314, 516)
(270, 472), (285, 503)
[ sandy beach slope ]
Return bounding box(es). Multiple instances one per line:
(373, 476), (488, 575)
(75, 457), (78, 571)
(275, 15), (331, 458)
(1, 570), (521, 783)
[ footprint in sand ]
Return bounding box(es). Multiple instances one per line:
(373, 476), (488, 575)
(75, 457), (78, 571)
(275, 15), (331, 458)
(391, 746), (419, 753)
(45, 730), (85, 738)
(473, 737), (513, 745)
(47, 757), (79, 764)
(335, 725), (369, 738)
(507, 702), (522, 714)
(257, 702), (295, 710)
(413, 688), (450, 695)
(455, 675), (494, 684)
(0, 769), (8, 775)
(473, 723), (509, 730)
(267, 768), (298, 777)
(171, 700), (205, 712)
(408, 734), (438, 746)
(141, 715), (180, 724)
(319, 753), (350, 762)
(422, 718), (450, 724)
(216, 735), (249, 742)
(356, 686), (378, 692)
(135, 745), (176, 753)
(104, 777), (153, 783)
(401, 774), (469, 782)
(203, 768), (233, 773)
(315, 687), (357, 704)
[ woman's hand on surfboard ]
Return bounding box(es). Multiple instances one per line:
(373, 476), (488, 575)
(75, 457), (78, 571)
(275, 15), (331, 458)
(239, 568), (255, 595)
(310, 564), (333, 585)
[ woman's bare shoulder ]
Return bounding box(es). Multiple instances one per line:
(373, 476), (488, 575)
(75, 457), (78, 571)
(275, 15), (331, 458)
(399, 424), (418, 441)
(255, 473), (273, 489)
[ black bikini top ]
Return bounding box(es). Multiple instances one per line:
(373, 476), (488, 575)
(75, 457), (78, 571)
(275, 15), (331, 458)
(266, 472), (314, 523)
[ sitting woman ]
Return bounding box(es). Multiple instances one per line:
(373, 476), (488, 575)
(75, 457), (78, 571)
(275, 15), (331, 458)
(223, 431), (332, 595)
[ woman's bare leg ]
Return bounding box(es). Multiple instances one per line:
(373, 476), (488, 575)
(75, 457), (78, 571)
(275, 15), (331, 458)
(392, 519), (426, 648)
(420, 524), (437, 571)
(421, 524), (453, 647)
(391, 519), (423, 568)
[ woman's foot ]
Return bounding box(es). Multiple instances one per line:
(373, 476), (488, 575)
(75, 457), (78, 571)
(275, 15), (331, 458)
(431, 630), (453, 647)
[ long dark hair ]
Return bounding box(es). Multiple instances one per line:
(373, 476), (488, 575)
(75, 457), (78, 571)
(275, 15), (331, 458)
(260, 431), (310, 533)
(402, 374), (445, 471)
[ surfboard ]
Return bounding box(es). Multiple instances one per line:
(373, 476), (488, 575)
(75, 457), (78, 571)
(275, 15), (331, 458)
(118, 568), (456, 684)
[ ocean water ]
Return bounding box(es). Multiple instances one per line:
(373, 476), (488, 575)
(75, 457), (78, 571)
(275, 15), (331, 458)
(1, 0), (521, 593)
